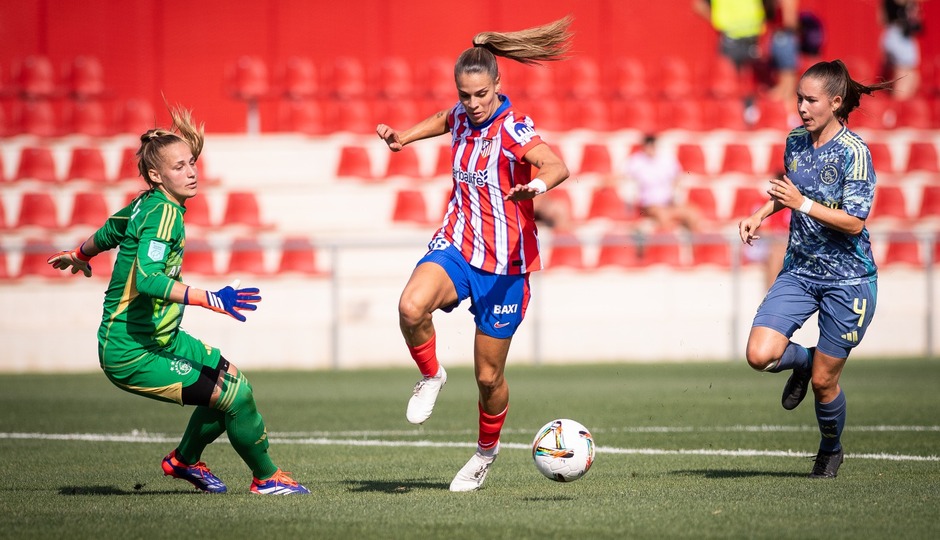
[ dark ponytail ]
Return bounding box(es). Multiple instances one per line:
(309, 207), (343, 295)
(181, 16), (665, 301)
(802, 60), (894, 123)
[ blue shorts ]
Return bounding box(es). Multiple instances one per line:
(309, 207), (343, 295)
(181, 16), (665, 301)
(753, 272), (877, 359)
(770, 30), (798, 70)
(418, 244), (530, 339)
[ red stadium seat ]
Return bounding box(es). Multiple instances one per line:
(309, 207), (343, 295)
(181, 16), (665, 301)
(565, 98), (611, 131)
(0, 250), (9, 279)
(870, 185), (908, 221)
(684, 186), (719, 221)
(596, 233), (641, 269)
(755, 98), (791, 131)
(881, 232), (922, 268)
(183, 194), (213, 228)
(704, 98), (746, 130)
(546, 232), (584, 269)
(221, 191), (265, 228)
(226, 56), (269, 101)
(183, 237), (217, 275)
(18, 239), (65, 278)
(66, 147), (108, 183)
(611, 58), (648, 99)
(690, 233), (732, 267)
(16, 192), (59, 229)
(66, 55), (105, 99)
(765, 143), (786, 176)
(917, 184), (940, 219)
(385, 147), (422, 178)
(328, 98), (373, 134)
(421, 56), (455, 102)
(114, 98), (155, 135)
(374, 98), (421, 132)
(677, 143), (708, 175)
(336, 145), (374, 180)
(327, 57), (366, 99)
(67, 191), (110, 228)
(15, 146), (58, 183)
(15, 55), (57, 99)
(280, 56), (318, 99)
(565, 57), (601, 99)
(657, 57), (693, 100)
(391, 189), (430, 224)
(520, 65), (556, 100)
(610, 98), (658, 133)
(227, 237), (267, 275)
(905, 142), (939, 173)
(843, 57), (875, 85)
(586, 185), (631, 222)
(0, 197), (8, 228)
(13, 99), (58, 137)
(63, 100), (109, 137)
(866, 143), (894, 174)
(277, 99), (326, 134)
(729, 186), (767, 220)
(375, 57), (413, 99)
(658, 98), (705, 131)
(720, 144), (755, 175)
(434, 145), (454, 177)
(851, 95), (893, 130)
(277, 236), (322, 275)
(895, 97), (933, 129)
(707, 58), (741, 99)
(578, 143), (612, 175)
(116, 146), (142, 183)
(639, 232), (683, 267)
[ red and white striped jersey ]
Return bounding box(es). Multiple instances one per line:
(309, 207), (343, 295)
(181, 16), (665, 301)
(433, 96), (544, 275)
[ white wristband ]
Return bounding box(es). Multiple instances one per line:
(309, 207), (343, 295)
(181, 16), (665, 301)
(799, 197), (814, 214)
(527, 178), (547, 194)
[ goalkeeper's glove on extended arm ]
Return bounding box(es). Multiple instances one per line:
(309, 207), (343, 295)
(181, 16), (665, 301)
(47, 244), (93, 278)
(184, 282), (261, 322)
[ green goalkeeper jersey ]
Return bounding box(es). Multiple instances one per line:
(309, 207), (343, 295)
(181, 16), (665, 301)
(93, 189), (188, 366)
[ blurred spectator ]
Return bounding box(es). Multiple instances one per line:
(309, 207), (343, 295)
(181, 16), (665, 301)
(625, 134), (701, 232)
(693, 0), (768, 125)
(766, 0), (800, 102)
(880, 0), (923, 100)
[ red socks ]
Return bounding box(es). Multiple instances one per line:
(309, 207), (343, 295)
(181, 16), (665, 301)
(477, 402), (508, 450)
(408, 334), (440, 378)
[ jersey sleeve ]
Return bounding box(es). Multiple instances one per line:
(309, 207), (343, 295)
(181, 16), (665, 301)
(502, 114), (543, 161)
(133, 203), (182, 300)
(91, 199), (137, 251)
(841, 144), (876, 219)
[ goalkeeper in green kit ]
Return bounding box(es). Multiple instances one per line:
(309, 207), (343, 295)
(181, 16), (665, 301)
(47, 104), (309, 495)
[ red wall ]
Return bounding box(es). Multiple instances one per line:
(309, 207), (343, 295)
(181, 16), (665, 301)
(1, 0), (936, 133)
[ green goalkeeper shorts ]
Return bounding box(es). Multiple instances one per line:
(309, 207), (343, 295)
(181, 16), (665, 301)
(101, 330), (222, 406)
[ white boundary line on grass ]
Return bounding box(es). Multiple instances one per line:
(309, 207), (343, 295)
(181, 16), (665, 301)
(2, 430), (938, 462)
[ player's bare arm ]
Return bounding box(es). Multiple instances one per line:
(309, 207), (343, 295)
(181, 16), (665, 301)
(506, 143), (570, 201)
(377, 110), (449, 151)
(769, 175), (865, 235)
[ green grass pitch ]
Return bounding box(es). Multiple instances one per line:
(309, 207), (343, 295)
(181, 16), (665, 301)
(1, 358), (938, 539)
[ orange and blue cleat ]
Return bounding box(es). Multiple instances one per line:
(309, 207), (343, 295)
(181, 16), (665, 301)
(161, 450), (227, 493)
(250, 469), (310, 495)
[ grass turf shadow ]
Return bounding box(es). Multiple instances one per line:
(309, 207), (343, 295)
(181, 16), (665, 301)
(59, 485), (208, 496)
(341, 479), (450, 493)
(670, 469), (808, 479)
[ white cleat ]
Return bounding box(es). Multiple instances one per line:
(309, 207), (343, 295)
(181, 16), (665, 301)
(449, 444), (498, 492)
(406, 367), (447, 425)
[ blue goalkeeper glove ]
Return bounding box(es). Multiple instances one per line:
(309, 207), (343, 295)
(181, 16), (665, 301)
(184, 280), (261, 322)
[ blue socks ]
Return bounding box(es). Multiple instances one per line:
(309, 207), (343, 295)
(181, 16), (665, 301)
(768, 342), (812, 373)
(815, 389), (846, 452)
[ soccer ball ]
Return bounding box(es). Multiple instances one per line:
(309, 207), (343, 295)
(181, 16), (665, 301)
(531, 418), (595, 482)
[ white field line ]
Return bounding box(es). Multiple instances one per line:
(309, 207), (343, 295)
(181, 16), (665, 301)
(2, 428), (938, 462)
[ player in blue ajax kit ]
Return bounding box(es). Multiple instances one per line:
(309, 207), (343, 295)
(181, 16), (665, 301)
(738, 60), (893, 479)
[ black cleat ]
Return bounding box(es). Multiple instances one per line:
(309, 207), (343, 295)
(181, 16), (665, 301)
(808, 448), (844, 479)
(781, 347), (814, 410)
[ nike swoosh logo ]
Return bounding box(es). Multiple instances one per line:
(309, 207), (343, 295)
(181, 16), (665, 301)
(494, 321), (510, 329)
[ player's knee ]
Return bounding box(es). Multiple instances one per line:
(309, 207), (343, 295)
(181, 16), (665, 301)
(398, 295), (430, 329)
(215, 372), (257, 414)
(475, 371), (505, 396)
(744, 340), (778, 371)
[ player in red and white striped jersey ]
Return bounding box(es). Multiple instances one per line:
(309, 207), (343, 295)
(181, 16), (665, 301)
(377, 16), (573, 492)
